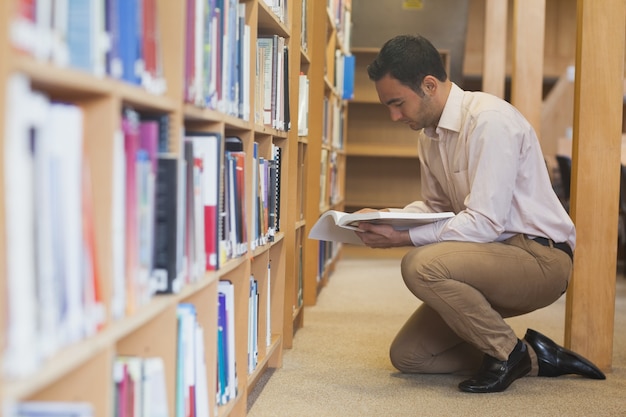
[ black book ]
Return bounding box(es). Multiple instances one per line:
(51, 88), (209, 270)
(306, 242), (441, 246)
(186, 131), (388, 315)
(283, 45), (290, 131)
(152, 156), (183, 294)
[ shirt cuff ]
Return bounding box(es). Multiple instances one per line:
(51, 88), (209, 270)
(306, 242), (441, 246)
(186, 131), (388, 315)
(408, 223), (440, 246)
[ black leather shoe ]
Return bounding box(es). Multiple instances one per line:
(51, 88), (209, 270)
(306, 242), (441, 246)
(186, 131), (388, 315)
(524, 328), (606, 380)
(459, 339), (531, 393)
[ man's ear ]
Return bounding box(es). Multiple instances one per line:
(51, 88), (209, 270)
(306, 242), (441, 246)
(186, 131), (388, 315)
(422, 76), (437, 94)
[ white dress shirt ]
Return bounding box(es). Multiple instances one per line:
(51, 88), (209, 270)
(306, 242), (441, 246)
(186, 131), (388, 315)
(391, 83), (576, 250)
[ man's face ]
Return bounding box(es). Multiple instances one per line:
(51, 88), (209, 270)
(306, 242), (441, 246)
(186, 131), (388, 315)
(375, 74), (437, 131)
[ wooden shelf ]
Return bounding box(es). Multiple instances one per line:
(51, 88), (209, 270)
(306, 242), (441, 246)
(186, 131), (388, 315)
(0, 1), (323, 416)
(301, 0), (352, 310)
(347, 144), (419, 158)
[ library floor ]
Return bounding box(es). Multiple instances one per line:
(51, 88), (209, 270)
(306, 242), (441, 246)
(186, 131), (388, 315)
(247, 249), (626, 417)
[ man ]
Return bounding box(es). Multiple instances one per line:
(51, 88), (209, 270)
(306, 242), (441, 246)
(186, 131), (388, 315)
(356, 34), (605, 393)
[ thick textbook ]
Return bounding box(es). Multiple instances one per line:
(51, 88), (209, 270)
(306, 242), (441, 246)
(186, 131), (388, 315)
(309, 210), (454, 245)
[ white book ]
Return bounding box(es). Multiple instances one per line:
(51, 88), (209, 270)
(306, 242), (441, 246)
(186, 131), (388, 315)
(309, 210), (455, 246)
(142, 357), (169, 417)
(55, 103), (85, 345)
(297, 73), (309, 136)
(194, 325), (210, 417)
(111, 129), (127, 320)
(3, 75), (44, 378)
(266, 261), (271, 347)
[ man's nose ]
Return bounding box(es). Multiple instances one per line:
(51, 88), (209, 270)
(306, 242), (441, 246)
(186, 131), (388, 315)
(389, 108), (402, 122)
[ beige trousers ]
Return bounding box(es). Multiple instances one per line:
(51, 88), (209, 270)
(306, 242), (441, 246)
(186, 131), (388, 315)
(391, 234), (572, 376)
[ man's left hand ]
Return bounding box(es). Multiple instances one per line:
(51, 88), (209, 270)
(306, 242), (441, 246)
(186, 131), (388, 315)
(356, 223), (413, 248)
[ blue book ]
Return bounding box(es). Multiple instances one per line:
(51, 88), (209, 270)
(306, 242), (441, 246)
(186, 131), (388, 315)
(217, 292), (229, 404)
(67, 0), (93, 72)
(118, 0), (140, 84)
(106, 0), (122, 78)
(343, 54), (356, 100)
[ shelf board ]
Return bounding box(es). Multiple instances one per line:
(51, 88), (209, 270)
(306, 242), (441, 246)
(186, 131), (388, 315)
(350, 96), (380, 104)
(246, 334), (282, 392)
(12, 54), (177, 111)
(350, 47), (380, 55)
(346, 144), (419, 158)
(2, 295), (173, 402)
(257, 2), (290, 38)
(12, 54), (111, 97)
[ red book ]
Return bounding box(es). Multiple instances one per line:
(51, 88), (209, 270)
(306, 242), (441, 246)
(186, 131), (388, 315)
(142, 0), (158, 78)
(188, 132), (222, 270)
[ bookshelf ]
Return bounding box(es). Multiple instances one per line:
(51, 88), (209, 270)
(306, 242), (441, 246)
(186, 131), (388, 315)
(0, 1), (318, 416)
(345, 47), (449, 212)
(301, 0), (352, 307)
(282, 0), (311, 348)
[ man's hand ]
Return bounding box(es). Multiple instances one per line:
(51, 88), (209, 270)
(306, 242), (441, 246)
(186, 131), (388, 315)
(356, 222), (413, 248)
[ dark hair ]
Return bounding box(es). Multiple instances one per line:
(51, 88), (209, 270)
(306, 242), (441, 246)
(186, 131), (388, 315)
(367, 35), (448, 94)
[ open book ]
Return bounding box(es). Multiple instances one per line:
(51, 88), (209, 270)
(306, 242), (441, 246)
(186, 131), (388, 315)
(308, 210), (454, 245)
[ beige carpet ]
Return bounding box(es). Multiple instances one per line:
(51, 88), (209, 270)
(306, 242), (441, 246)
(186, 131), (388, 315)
(247, 254), (626, 417)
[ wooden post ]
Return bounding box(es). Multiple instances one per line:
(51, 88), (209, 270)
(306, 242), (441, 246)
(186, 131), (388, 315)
(565, 0), (625, 370)
(510, 0), (546, 134)
(482, 0), (508, 98)
(303, 0), (327, 307)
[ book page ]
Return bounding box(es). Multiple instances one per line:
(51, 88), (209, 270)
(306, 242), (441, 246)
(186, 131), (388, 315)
(340, 211), (454, 230)
(308, 211), (365, 245)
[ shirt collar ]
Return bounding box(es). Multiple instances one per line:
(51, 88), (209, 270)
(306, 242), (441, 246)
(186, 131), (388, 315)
(424, 83), (463, 139)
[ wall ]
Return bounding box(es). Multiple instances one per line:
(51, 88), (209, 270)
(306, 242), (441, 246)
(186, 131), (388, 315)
(463, 0), (577, 78)
(351, 0), (470, 84)
(351, 0), (578, 82)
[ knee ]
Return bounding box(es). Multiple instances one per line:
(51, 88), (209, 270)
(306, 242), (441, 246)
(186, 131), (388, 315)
(400, 248), (443, 288)
(389, 338), (431, 374)
(400, 249), (424, 284)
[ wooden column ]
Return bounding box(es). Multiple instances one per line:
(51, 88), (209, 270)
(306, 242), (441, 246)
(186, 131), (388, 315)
(510, 0), (545, 134)
(482, 0), (508, 98)
(565, 0), (625, 370)
(302, 0), (327, 307)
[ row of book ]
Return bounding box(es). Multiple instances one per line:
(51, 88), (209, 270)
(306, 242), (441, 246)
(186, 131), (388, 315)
(319, 149), (342, 211)
(113, 356), (169, 417)
(262, 0), (288, 24)
(321, 94), (347, 150)
(328, 0), (352, 53)
(175, 303), (212, 417)
(184, 0), (250, 118)
(11, 0), (166, 94)
(112, 273), (271, 417)
(318, 240), (341, 283)
(168, 0), (295, 127)
(11, 0), (306, 130)
(7, 275), (272, 417)
(117, 116), (282, 315)
(255, 35), (291, 131)
(2, 74), (282, 379)
(3, 74), (105, 378)
(218, 273), (271, 406)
